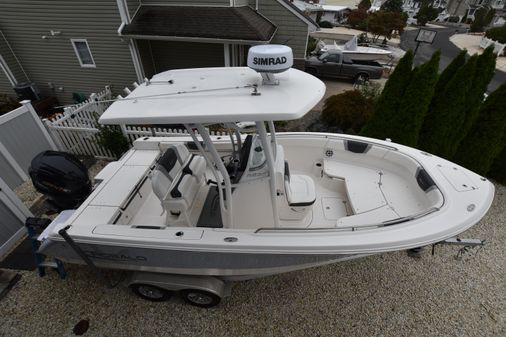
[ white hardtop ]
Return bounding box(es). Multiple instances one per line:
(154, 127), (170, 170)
(99, 67), (325, 125)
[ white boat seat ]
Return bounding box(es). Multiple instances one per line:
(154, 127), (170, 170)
(285, 173), (316, 207)
(171, 144), (206, 183)
(151, 145), (206, 226)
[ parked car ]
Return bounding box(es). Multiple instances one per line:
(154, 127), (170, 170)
(305, 50), (384, 81)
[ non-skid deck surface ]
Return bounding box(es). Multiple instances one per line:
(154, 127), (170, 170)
(197, 187), (223, 228)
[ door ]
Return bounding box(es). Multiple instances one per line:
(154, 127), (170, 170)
(318, 53), (341, 77)
(339, 55), (358, 79)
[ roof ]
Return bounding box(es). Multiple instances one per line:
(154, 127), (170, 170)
(278, 0), (319, 31)
(321, 5), (349, 11)
(324, 0), (361, 8)
(293, 0), (349, 13)
(99, 67), (325, 125)
(121, 5), (277, 43)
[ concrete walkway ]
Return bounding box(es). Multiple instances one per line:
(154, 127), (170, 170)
(450, 33), (506, 72)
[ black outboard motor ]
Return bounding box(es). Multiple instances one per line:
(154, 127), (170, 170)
(29, 151), (92, 210)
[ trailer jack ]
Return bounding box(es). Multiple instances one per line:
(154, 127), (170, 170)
(431, 238), (485, 259)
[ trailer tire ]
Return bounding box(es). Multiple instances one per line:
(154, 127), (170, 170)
(180, 289), (221, 308)
(130, 284), (172, 302)
(355, 72), (369, 82)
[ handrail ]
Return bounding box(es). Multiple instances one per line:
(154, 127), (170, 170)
(254, 207), (440, 233)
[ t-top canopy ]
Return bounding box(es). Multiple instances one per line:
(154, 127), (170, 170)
(99, 67), (325, 125)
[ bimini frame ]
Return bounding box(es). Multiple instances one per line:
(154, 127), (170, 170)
(184, 121), (280, 228)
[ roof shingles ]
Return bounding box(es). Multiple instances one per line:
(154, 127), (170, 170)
(122, 6), (277, 42)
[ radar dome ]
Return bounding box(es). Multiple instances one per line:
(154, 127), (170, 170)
(247, 45), (293, 73)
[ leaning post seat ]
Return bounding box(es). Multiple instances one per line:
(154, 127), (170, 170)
(284, 170), (316, 207)
(274, 146), (316, 221)
(150, 144), (206, 226)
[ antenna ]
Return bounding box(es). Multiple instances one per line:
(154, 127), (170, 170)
(247, 45), (293, 85)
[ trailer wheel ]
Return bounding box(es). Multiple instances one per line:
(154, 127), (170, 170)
(180, 289), (221, 308)
(355, 72), (370, 82)
(130, 284), (172, 302)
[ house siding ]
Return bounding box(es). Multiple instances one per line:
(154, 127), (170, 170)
(141, 41), (224, 77)
(234, 0), (250, 6)
(0, 0), (138, 105)
(0, 70), (12, 96)
(0, 32), (29, 84)
(250, 0), (308, 59)
(141, 0), (230, 6)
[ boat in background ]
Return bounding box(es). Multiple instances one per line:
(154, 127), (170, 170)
(318, 36), (393, 61)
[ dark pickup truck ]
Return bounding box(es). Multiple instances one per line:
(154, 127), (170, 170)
(305, 50), (384, 81)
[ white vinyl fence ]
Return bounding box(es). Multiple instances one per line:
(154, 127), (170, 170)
(0, 100), (57, 189)
(480, 36), (506, 56)
(44, 85), (227, 159)
(0, 176), (32, 259)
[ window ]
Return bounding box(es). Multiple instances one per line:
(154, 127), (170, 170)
(71, 39), (96, 68)
(327, 54), (339, 63)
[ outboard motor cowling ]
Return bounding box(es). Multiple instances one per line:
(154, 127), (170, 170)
(29, 151), (91, 209)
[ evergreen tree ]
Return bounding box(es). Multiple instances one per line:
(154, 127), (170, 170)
(489, 146), (506, 184)
(390, 51), (440, 146)
(433, 49), (467, 95)
(360, 50), (414, 139)
(457, 46), (497, 145)
(453, 82), (506, 175)
(416, 1), (439, 26)
(418, 55), (478, 158)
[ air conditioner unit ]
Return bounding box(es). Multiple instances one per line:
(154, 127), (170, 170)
(14, 82), (40, 101)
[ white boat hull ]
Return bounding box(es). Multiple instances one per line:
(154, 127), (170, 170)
(38, 133), (494, 279)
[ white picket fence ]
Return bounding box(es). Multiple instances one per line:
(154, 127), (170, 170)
(44, 85), (227, 159)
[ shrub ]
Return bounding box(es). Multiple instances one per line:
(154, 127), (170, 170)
(306, 36), (318, 55)
(96, 125), (130, 159)
(470, 8), (494, 32)
(416, 1), (439, 26)
(380, 0), (403, 12)
(318, 21), (333, 28)
(0, 94), (20, 115)
(357, 32), (370, 44)
(359, 81), (382, 102)
(358, 0), (371, 10)
(486, 25), (506, 44)
(448, 16), (460, 23)
(322, 90), (374, 133)
(453, 82), (506, 175)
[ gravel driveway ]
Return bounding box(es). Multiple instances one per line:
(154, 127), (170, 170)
(1, 183), (504, 337)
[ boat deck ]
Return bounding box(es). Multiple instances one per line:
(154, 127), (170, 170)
(65, 134), (446, 233)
